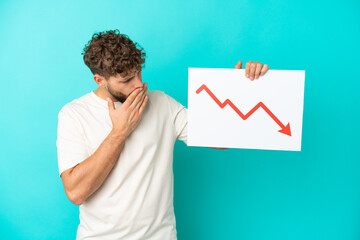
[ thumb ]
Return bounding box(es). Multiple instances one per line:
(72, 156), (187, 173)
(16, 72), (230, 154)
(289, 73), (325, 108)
(107, 97), (115, 111)
(235, 60), (242, 69)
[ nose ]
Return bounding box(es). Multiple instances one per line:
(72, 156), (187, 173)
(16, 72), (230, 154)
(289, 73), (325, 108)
(133, 72), (144, 89)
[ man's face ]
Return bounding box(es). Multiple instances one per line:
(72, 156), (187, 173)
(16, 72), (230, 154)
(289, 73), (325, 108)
(105, 70), (143, 103)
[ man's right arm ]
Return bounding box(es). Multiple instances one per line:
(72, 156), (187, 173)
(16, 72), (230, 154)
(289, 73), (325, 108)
(61, 130), (126, 205)
(60, 83), (148, 205)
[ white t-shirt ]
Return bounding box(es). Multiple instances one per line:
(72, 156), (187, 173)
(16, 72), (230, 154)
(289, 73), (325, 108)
(56, 90), (188, 240)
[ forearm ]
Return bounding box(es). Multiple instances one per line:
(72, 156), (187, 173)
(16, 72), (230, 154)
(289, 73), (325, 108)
(64, 130), (126, 205)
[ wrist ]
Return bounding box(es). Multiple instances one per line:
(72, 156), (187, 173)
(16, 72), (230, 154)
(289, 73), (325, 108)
(109, 129), (127, 142)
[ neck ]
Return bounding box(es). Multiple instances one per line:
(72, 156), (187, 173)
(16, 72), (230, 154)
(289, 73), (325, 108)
(93, 87), (120, 103)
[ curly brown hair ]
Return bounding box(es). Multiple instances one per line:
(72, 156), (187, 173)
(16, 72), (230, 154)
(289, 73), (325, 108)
(81, 29), (146, 80)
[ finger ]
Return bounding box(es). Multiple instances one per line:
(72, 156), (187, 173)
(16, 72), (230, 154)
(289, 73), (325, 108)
(245, 61), (253, 78)
(123, 87), (143, 108)
(129, 87), (146, 110)
(260, 64), (269, 76)
(234, 60), (242, 69)
(138, 95), (149, 114)
(107, 97), (115, 112)
(135, 84), (148, 109)
(255, 62), (263, 79)
(249, 62), (257, 80)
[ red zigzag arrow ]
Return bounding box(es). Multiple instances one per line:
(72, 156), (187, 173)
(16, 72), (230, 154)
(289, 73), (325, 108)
(196, 84), (292, 136)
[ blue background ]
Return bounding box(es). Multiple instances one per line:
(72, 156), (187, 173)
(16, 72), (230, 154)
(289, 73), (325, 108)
(1, 0), (359, 239)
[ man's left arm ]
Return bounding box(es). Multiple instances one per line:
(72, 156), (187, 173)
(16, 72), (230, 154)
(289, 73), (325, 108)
(210, 60), (270, 150)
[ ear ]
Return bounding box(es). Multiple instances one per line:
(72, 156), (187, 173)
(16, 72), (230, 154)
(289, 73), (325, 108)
(93, 74), (106, 87)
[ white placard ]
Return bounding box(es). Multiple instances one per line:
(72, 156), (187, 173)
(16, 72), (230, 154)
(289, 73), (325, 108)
(188, 68), (305, 151)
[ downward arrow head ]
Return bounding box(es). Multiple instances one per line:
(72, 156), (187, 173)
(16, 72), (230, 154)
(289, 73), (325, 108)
(278, 123), (291, 136)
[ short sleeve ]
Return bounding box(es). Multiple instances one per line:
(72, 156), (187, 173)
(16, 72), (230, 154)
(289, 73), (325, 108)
(56, 106), (89, 177)
(164, 93), (188, 145)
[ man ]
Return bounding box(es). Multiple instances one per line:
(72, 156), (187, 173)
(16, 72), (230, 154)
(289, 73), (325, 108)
(56, 29), (269, 240)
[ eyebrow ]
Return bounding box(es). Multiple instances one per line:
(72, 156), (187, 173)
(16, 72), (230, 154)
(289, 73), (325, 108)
(122, 71), (139, 82)
(122, 76), (134, 82)
(121, 72), (139, 82)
